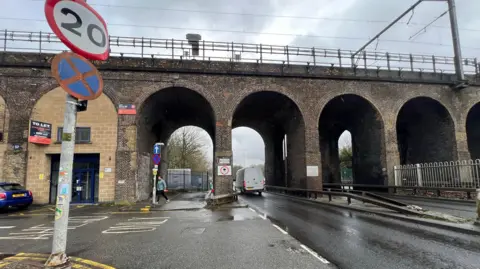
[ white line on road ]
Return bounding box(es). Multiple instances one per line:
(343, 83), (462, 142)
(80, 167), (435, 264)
(272, 224), (288, 235)
(0, 226), (15, 229)
(102, 218), (168, 234)
(300, 244), (330, 264)
(258, 213), (267, 220)
(249, 208), (256, 213)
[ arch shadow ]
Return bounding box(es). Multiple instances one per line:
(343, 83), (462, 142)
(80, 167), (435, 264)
(319, 94), (386, 186)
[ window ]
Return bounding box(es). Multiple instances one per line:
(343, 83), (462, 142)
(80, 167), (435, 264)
(0, 183), (25, 191)
(57, 127), (91, 143)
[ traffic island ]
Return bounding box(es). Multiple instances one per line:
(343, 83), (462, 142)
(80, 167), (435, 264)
(0, 253), (115, 269)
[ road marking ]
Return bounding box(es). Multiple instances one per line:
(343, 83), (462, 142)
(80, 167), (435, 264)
(249, 208), (256, 213)
(0, 226), (15, 229)
(102, 217), (168, 234)
(2, 253), (116, 269)
(0, 216), (108, 240)
(272, 224), (288, 235)
(300, 244), (330, 264)
(258, 213), (267, 220)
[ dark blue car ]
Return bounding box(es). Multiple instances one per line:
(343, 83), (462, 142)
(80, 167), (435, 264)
(0, 182), (33, 210)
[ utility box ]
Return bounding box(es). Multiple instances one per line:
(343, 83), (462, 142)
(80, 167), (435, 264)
(186, 33), (202, 56)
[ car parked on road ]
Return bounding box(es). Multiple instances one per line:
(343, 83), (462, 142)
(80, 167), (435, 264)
(0, 182), (33, 210)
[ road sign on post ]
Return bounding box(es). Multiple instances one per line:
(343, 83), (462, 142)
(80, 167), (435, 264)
(153, 144), (161, 155)
(152, 154), (161, 165)
(152, 142), (164, 205)
(45, 0), (110, 60)
(45, 1), (107, 267)
(51, 52), (103, 100)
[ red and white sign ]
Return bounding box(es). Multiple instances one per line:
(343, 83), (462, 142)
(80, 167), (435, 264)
(45, 0), (110, 60)
(217, 165), (231, 176)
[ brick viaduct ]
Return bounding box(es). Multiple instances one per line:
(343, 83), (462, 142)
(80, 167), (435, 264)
(1, 52), (480, 202)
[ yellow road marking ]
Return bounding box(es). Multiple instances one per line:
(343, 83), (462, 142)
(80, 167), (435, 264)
(16, 252), (49, 257)
(8, 213), (52, 216)
(71, 257), (116, 269)
(2, 253), (116, 269)
(108, 211), (151, 214)
(4, 256), (45, 262)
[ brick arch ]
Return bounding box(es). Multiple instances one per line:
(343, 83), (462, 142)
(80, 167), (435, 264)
(316, 92), (385, 130)
(27, 86), (119, 204)
(393, 95), (457, 129)
(465, 102), (480, 159)
(32, 79), (119, 109)
(230, 88), (306, 124)
(395, 96), (457, 164)
(317, 93), (386, 186)
(134, 80), (218, 119)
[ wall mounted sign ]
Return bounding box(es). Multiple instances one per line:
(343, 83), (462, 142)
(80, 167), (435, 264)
(29, 120), (52, 145)
(118, 104), (136, 115)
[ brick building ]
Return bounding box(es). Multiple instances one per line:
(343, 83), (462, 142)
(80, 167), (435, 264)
(1, 52), (480, 204)
(25, 87), (118, 204)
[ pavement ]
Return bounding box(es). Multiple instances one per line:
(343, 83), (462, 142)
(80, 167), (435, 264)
(239, 192), (480, 269)
(0, 192), (333, 269)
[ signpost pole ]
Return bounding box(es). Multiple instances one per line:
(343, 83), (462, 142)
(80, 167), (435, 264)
(152, 142), (164, 205)
(152, 165), (158, 204)
(46, 94), (78, 267)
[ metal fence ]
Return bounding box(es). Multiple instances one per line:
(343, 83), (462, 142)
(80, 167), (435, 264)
(394, 160), (480, 188)
(165, 169), (210, 191)
(340, 167), (353, 184)
(1, 29), (479, 75)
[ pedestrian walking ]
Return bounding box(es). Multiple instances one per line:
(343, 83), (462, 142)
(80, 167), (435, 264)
(157, 176), (169, 203)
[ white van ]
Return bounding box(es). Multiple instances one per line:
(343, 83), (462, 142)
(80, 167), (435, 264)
(235, 166), (265, 195)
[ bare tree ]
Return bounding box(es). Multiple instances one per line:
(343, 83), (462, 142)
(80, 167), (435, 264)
(167, 127), (211, 171)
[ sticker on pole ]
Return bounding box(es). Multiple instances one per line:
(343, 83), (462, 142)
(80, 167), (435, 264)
(218, 165), (231, 176)
(51, 51), (103, 100)
(152, 154), (161, 165)
(45, 0), (110, 60)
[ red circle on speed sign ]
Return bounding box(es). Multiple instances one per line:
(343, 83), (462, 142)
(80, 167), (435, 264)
(45, 0), (110, 61)
(220, 166), (230, 175)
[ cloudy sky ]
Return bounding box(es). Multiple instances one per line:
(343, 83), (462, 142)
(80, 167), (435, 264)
(2, 0), (479, 166)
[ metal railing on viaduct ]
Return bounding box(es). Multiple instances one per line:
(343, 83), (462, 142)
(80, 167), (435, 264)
(323, 159), (480, 200)
(1, 29), (479, 76)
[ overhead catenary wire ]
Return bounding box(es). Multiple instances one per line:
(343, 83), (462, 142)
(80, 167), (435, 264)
(16, 0), (480, 33)
(409, 9), (450, 40)
(1, 17), (480, 51)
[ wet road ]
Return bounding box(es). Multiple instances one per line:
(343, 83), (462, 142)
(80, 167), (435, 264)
(0, 193), (332, 269)
(374, 194), (476, 219)
(241, 193), (480, 269)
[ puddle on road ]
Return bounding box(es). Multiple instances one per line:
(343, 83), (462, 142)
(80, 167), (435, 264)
(216, 214), (251, 222)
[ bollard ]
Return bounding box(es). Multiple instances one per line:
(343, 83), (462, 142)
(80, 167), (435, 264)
(476, 189), (480, 225)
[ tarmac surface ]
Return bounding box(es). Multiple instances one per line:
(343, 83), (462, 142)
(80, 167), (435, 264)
(0, 192), (333, 269)
(240, 192), (480, 269)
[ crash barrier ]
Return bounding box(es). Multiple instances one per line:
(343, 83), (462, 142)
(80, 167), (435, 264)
(264, 185), (424, 215)
(322, 183), (476, 200)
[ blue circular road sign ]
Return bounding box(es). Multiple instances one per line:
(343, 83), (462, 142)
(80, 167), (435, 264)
(51, 52), (103, 100)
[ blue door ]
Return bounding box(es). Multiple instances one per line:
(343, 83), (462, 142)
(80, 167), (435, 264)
(71, 168), (96, 204)
(49, 154), (100, 204)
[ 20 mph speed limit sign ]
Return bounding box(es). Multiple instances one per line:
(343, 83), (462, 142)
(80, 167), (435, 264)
(45, 0), (110, 60)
